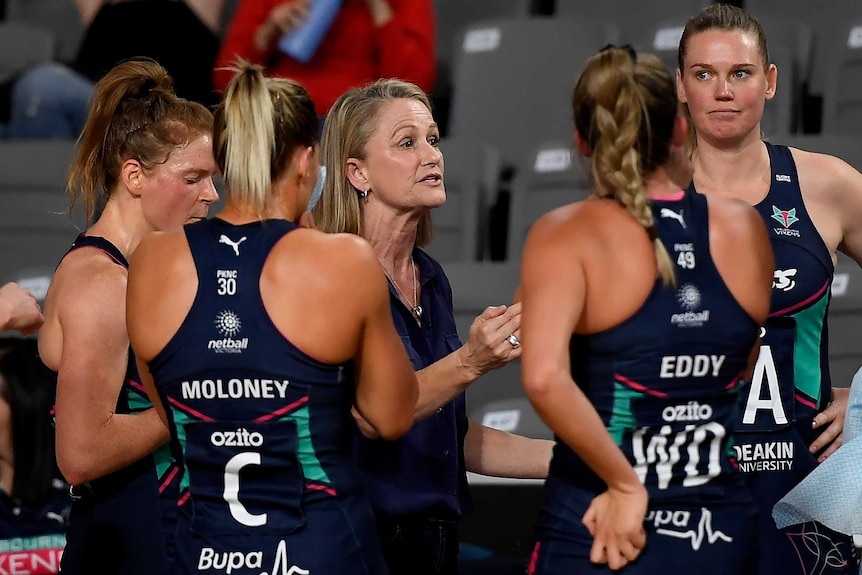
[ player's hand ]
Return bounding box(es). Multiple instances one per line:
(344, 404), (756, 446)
(810, 386), (849, 461)
(583, 484), (648, 571)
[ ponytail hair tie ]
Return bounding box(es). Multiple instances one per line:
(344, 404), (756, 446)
(599, 43), (638, 63)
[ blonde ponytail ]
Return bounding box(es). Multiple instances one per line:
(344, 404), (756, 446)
(213, 61), (319, 216)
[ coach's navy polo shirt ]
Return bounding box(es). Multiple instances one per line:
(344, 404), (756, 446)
(354, 248), (471, 519)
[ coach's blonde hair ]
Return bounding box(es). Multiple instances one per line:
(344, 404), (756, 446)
(313, 79), (434, 246)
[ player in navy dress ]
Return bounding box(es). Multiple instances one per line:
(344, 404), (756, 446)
(126, 64), (418, 575)
(678, 4), (862, 573)
(0, 338), (69, 575)
(39, 59), (219, 574)
(520, 46), (774, 574)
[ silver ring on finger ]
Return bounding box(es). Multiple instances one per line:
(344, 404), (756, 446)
(506, 333), (520, 348)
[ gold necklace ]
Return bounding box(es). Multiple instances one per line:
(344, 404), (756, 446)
(379, 258), (422, 323)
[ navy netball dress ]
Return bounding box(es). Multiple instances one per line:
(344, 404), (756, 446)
(704, 142), (857, 575)
(530, 189), (760, 575)
(147, 218), (388, 575)
(58, 235), (171, 575)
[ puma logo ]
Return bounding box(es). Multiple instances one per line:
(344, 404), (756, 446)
(660, 208), (686, 228)
(219, 235), (247, 256)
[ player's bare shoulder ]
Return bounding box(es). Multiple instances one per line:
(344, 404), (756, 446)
(273, 228), (384, 294)
(706, 193), (762, 236)
(706, 193), (772, 268)
(50, 244), (129, 313)
(789, 146), (861, 198)
(526, 197), (609, 248)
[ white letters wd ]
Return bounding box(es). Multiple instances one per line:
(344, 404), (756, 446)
(224, 453), (267, 527)
(742, 345), (788, 425)
(632, 422), (724, 489)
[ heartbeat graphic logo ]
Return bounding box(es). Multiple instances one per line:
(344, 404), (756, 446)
(655, 508), (733, 551)
(219, 234), (247, 256)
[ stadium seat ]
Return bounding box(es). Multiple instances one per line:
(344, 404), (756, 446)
(760, 42), (799, 137)
(746, 0), (860, 92)
(828, 253), (862, 388)
(4, 0), (83, 63)
(0, 21), (56, 85)
(469, 396), (552, 440)
(773, 134), (862, 171)
(444, 261), (522, 410)
(507, 139), (591, 262)
(431, 0), (532, 134)
(434, 0), (532, 76)
(447, 16), (619, 171)
(553, 0), (709, 46)
(635, 16), (690, 74)
(423, 137), (500, 263)
(821, 16), (862, 133)
(0, 140), (82, 283)
(746, 0), (862, 131)
(748, 12), (814, 94)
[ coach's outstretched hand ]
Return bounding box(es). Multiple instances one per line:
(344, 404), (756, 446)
(457, 302), (522, 379)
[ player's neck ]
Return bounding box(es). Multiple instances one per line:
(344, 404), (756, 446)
(692, 136), (770, 196)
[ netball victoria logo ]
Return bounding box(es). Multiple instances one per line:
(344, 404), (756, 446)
(670, 284), (710, 327)
(208, 310), (249, 353)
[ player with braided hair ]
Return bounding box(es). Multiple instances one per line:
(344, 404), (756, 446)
(520, 45), (773, 574)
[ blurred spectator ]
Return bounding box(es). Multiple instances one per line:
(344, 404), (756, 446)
(7, 0), (224, 140)
(214, 0), (436, 116)
(0, 337), (68, 575)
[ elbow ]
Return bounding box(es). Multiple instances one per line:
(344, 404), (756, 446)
(57, 451), (93, 486)
(56, 437), (99, 486)
(375, 414), (415, 441)
(357, 398), (416, 441)
(522, 366), (559, 400)
(356, 377), (418, 440)
(367, 402), (416, 441)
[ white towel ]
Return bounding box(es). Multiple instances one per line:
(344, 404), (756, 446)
(772, 366), (862, 535)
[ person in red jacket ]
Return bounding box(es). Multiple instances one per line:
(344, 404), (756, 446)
(214, 0), (436, 116)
